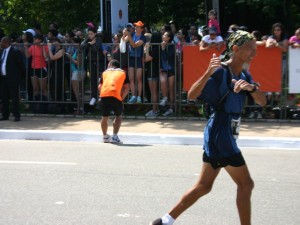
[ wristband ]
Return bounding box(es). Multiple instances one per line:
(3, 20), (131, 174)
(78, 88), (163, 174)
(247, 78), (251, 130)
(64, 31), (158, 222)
(249, 83), (259, 93)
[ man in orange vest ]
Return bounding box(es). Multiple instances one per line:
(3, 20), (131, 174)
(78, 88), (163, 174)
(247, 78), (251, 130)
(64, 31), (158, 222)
(98, 59), (129, 143)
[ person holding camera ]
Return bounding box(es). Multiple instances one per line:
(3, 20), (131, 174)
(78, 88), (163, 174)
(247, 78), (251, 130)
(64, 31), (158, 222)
(199, 26), (224, 52)
(98, 59), (129, 144)
(122, 20), (146, 104)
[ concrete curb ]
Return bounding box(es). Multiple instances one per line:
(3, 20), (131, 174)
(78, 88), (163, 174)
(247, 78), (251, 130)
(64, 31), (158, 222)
(1, 129), (300, 149)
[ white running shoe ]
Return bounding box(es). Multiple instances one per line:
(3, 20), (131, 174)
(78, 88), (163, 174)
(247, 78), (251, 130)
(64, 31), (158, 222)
(128, 96), (137, 104)
(136, 96), (142, 104)
(110, 135), (123, 144)
(159, 97), (168, 106)
(89, 97), (97, 105)
(257, 112), (263, 119)
(163, 108), (173, 117)
(145, 110), (159, 117)
(103, 134), (111, 143)
(248, 112), (255, 119)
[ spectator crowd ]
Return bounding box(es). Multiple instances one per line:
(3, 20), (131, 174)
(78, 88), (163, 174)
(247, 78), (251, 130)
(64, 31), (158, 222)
(1, 12), (300, 121)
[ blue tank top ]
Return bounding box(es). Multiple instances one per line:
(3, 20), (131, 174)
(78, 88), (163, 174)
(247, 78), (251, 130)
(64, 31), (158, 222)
(129, 33), (146, 58)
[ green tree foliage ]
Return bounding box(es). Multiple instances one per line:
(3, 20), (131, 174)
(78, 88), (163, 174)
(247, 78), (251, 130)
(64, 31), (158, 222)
(128, 0), (204, 30)
(0, 0), (299, 37)
(221, 0), (300, 35)
(128, 0), (300, 34)
(0, 0), (99, 36)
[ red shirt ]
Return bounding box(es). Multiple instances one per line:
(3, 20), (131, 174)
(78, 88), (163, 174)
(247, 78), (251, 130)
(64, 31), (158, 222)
(208, 19), (221, 34)
(28, 45), (49, 69)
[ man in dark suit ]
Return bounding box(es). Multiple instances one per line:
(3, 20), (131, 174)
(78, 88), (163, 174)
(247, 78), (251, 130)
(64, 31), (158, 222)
(0, 36), (25, 121)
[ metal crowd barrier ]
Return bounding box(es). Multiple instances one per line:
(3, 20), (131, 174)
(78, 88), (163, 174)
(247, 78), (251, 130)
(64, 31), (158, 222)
(3, 42), (298, 120)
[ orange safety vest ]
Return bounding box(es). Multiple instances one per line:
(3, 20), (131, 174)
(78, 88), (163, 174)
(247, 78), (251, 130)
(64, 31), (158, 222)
(99, 68), (126, 101)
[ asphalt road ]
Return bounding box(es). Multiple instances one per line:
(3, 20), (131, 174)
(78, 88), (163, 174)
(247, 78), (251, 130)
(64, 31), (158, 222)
(0, 140), (299, 225)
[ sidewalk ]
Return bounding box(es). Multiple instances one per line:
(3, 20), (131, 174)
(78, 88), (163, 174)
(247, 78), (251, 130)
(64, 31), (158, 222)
(0, 114), (299, 138)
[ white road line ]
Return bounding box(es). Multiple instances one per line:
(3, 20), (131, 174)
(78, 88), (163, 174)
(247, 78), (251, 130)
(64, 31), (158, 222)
(242, 147), (300, 151)
(0, 161), (77, 165)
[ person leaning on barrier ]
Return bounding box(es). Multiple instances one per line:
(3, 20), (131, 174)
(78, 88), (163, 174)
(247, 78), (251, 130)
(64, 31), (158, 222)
(144, 32), (162, 117)
(48, 37), (65, 112)
(24, 33), (49, 108)
(190, 33), (202, 46)
(65, 36), (86, 114)
(63, 31), (77, 103)
(80, 26), (105, 107)
(159, 31), (176, 117)
(107, 32), (128, 71)
(20, 31), (34, 102)
(150, 30), (266, 225)
(265, 22), (288, 106)
(199, 26), (224, 52)
(289, 27), (300, 48)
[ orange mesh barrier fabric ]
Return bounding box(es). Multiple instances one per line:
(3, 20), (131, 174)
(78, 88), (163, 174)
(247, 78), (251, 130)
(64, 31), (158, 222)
(183, 45), (282, 92)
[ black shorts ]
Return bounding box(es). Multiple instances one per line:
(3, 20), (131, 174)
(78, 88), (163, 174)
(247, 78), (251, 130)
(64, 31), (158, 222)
(203, 151), (246, 169)
(161, 69), (175, 77)
(100, 97), (123, 116)
(129, 57), (143, 68)
(32, 68), (48, 78)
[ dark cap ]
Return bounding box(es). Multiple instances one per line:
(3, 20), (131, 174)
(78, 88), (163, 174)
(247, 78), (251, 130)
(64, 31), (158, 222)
(34, 33), (43, 40)
(126, 23), (134, 28)
(209, 26), (217, 34)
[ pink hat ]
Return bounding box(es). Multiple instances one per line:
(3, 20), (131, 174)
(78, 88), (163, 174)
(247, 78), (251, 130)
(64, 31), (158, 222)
(86, 22), (95, 28)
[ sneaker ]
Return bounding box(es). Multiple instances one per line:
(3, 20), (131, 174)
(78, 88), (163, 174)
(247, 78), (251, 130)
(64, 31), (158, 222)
(103, 134), (110, 143)
(128, 96), (137, 104)
(159, 97), (168, 106)
(136, 96), (142, 104)
(163, 108), (173, 117)
(145, 110), (159, 117)
(110, 135), (123, 144)
(89, 97), (97, 105)
(257, 112), (263, 119)
(149, 218), (163, 225)
(248, 112), (255, 119)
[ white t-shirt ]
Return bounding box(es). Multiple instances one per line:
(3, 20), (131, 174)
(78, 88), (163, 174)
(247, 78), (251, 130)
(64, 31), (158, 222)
(202, 35), (223, 44)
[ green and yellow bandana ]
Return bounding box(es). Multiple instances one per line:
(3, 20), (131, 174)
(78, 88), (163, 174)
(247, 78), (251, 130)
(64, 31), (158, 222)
(222, 30), (254, 62)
